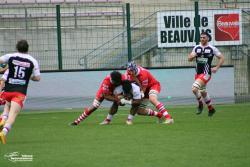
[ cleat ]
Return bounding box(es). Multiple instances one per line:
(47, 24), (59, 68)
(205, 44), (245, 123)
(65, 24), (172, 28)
(208, 108), (216, 117)
(126, 120), (133, 125)
(100, 119), (111, 125)
(0, 132), (6, 144)
(0, 118), (5, 131)
(70, 122), (79, 126)
(163, 118), (174, 125)
(196, 102), (204, 115)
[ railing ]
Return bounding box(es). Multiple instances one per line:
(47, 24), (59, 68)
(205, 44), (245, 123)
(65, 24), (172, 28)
(78, 11), (158, 68)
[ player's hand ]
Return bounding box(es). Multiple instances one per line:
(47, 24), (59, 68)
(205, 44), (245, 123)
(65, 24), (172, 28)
(120, 98), (132, 105)
(211, 67), (218, 73)
(140, 91), (144, 98)
(188, 53), (196, 62)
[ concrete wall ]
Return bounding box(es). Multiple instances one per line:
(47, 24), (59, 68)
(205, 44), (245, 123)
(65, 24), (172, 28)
(2, 68), (233, 110)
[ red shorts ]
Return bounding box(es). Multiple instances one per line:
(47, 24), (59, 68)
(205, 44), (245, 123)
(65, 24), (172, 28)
(195, 74), (211, 84)
(144, 83), (161, 98)
(1, 92), (26, 108)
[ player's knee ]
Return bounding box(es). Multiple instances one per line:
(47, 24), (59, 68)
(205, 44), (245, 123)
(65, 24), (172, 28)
(149, 90), (158, 102)
(92, 99), (101, 108)
(200, 91), (207, 97)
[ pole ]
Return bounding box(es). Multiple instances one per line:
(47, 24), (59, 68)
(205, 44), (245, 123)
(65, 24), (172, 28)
(56, 5), (63, 70)
(126, 3), (132, 62)
(194, 0), (200, 45)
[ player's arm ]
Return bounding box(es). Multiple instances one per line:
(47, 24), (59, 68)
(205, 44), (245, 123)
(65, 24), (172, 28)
(211, 48), (225, 73)
(188, 46), (197, 62)
(131, 99), (142, 106)
(0, 69), (8, 92)
(0, 64), (8, 74)
(188, 52), (197, 62)
(0, 79), (5, 92)
(0, 54), (11, 64)
(31, 75), (40, 81)
(103, 94), (120, 104)
(31, 60), (41, 81)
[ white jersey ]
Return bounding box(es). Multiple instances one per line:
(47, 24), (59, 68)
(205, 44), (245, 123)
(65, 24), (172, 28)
(0, 52), (40, 94)
(113, 83), (142, 100)
(191, 43), (222, 75)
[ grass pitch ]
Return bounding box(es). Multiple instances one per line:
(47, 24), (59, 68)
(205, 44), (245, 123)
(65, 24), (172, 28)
(0, 104), (250, 167)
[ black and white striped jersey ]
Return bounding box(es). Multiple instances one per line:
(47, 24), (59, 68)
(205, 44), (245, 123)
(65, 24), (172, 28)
(0, 52), (40, 95)
(191, 44), (222, 75)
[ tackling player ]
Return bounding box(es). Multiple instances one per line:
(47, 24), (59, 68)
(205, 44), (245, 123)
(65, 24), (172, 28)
(188, 32), (224, 116)
(100, 80), (163, 125)
(70, 71), (124, 126)
(0, 40), (41, 144)
(125, 61), (174, 124)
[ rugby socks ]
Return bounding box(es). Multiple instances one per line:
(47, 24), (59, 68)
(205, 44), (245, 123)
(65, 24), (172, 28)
(194, 91), (203, 106)
(203, 94), (213, 110)
(74, 108), (93, 124)
(104, 114), (113, 122)
(156, 103), (171, 119)
(146, 108), (162, 118)
(2, 123), (11, 136)
(127, 114), (134, 122)
(1, 111), (9, 121)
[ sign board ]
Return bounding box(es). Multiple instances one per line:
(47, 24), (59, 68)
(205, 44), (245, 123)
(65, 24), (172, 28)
(157, 9), (242, 47)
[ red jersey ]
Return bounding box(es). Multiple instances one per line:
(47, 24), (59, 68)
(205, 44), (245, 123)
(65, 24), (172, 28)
(96, 74), (126, 100)
(126, 66), (160, 90)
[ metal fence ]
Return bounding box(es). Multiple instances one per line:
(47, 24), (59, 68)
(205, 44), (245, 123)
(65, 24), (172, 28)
(0, 0), (250, 103)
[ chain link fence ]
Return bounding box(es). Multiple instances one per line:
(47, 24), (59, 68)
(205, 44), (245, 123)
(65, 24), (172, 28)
(0, 0), (249, 104)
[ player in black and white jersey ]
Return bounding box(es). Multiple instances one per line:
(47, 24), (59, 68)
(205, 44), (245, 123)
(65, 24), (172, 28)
(0, 40), (41, 144)
(188, 32), (224, 116)
(100, 80), (163, 125)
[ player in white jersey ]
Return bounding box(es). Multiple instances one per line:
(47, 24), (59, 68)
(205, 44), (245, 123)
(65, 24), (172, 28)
(0, 40), (41, 144)
(100, 80), (163, 125)
(188, 32), (224, 116)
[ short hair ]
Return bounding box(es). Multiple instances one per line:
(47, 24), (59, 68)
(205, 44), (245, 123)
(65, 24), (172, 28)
(122, 80), (132, 95)
(200, 32), (209, 37)
(16, 40), (29, 53)
(110, 71), (122, 85)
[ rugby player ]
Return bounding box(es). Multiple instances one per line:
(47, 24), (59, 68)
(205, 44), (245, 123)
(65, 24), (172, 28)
(0, 40), (41, 144)
(70, 71), (124, 126)
(125, 62), (174, 124)
(188, 32), (224, 116)
(100, 80), (163, 125)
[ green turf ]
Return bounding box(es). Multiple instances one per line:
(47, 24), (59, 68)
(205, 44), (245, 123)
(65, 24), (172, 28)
(0, 104), (250, 167)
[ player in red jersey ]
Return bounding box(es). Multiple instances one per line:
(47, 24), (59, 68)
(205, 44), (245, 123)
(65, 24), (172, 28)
(188, 32), (224, 116)
(0, 40), (41, 144)
(125, 62), (174, 124)
(71, 71), (124, 126)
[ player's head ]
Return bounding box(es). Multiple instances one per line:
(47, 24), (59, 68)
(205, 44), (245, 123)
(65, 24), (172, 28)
(16, 40), (29, 53)
(122, 80), (133, 99)
(127, 61), (138, 75)
(200, 32), (209, 45)
(110, 71), (122, 86)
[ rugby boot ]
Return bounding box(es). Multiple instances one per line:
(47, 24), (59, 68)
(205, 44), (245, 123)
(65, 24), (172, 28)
(0, 131), (6, 144)
(208, 108), (216, 117)
(196, 102), (204, 115)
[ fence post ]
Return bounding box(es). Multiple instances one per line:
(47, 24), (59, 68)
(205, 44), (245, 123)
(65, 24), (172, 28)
(194, 0), (200, 45)
(56, 5), (63, 70)
(126, 3), (132, 62)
